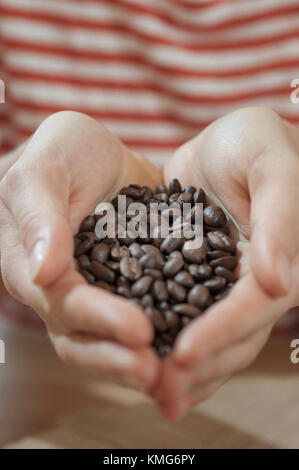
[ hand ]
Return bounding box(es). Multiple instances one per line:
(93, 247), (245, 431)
(0, 111), (162, 390)
(154, 107), (299, 419)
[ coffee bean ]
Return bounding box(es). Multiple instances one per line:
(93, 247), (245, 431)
(210, 255), (238, 270)
(160, 332), (175, 345)
(131, 276), (153, 297)
(145, 307), (168, 332)
(120, 257), (142, 281)
(128, 242), (143, 258)
(78, 254), (91, 270)
(214, 289), (230, 301)
(188, 264), (212, 281)
(207, 231), (235, 253)
(168, 178), (182, 196)
(214, 266), (237, 283)
(174, 271), (195, 288)
(91, 243), (110, 263)
(193, 188), (206, 204)
(79, 215), (95, 233)
(156, 184), (168, 194)
(139, 253), (158, 269)
(204, 276), (227, 292)
(95, 281), (116, 293)
(116, 276), (129, 287)
(167, 280), (186, 302)
(203, 205), (227, 228)
(144, 268), (163, 280)
(184, 185), (196, 195)
(117, 285), (132, 298)
(140, 294), (153, 308)
(90, 261), (116, 283)
(168, 250), (183, 260)
(158, 301), (170, 312)
(154, 192), (169, 203)
(142, 186), (154, 203)
(160, 233), (184, 254)
(80, 269), (95, 284)
(157, 344), (172, 358)
(163, 257), (184, 277)
(105, 261), (120, 272)
(151, 280), (169, 301)
(164, 310), (180, 335)
(74, 232), (95, 256)
(111, 244), (130, 261)
(173, 304), (202, 317)
(187, 285), (211, 309)
(141, 245), (164, 269)
(179, 192), (193, 203)
(181, 316), (192, 327)
(119, 186), (143, 200)
(182, 239), (207, 263)
(207, 250), (231, 260)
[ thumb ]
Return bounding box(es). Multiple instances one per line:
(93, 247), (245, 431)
(250, 150), (299, 299)
(0, 164), (73, 287)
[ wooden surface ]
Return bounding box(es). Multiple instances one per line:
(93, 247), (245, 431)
(1, 316), (299, 449)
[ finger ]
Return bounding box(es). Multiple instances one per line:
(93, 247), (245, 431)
(0, 159), (73, 287)
(158, 377), (227, 421)
(51, 333), (161, 390)
(249, 121), (299, 298)
(172, 272), (290, 367)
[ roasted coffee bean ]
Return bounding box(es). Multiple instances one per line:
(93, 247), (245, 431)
(167, 280), (186, 302)
(187, 285), (211, 309)
(139, 253), (158, 269)
(181, 316), (192, 327)
(144, 268), (163, 280)
(117, 285), (132, 298)
(207, 231), (235, 253)
(119, 186), (143, 200)
(163, 257), (184, 277)
(105, 261), (120, 272)
(203, 205), (227, 228)
(151, 280), (169, 301)
(140, 294), (153, 308)
(142, 186), (154, 203)
(145, 307), (168, 332)
(95, 281), (116, 293)
(79, 215), (95, 233)
(141, 245), (164, 269)
(78, 254), (91, 270)
(207, 250), (232, 260)
(182, 239), (207, 263)
(156, 184), (168, 194)
(158, 301), (170, 312)
(205, 224), (229, 235)
(120, 257), (142, 281)
(91, 243), (110, 263)
(74, 232), (95, 256)
(214, 289), (230, 301)
(116, 276), (129, 287)
(160, 332), (175, 344)
(154, 192), (169, 203)
(214, 266), (237, 283)
(204, 276), (227, 292)
(174, 271), (195, 288)
(128, 242), (144, 258)
(173, 304), (202, 318)
(168, 178), (182, 196)
(111, 244), (130, 261)
(179, 192), (193, 203)
(118, 234), (136, 246)
(160, 233), (185, 254)
(193, 187), (206, 204)
(80, 269), (95, 284)
(131, 276), (153, 297)
(164, 310), (180, 334)
(188, 263), (212, 281)
(184, 185), (196, 195)
(89, 261), (116, 283)
(157, 344), (172, 358)
(210, 255), (238, 270)
(168, 250), (183, 260)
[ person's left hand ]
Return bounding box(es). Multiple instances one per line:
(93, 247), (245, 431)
(152, 107), (299, 420)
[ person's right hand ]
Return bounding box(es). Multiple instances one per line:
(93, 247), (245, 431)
(0, 111), (162, 390)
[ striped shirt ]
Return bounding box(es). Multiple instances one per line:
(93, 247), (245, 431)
(0, 0), (298, 330)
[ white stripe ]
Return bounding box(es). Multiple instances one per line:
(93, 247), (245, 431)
(9, 80), (299, 121)
(6, 51), (299, 96)
(2, 19), (299, 70)
(11, 109), (198, 140)
(2, 0), (299, 29)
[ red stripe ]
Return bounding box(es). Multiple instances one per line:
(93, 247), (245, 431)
(2, 5), (299, 51)
(4, 39), (299, 78)
(7, 68), (293, 105)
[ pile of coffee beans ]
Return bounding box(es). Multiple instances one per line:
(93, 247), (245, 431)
(74, 179), (238, 357)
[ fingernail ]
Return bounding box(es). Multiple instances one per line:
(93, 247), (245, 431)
(277, 251), (292, 295)
(31, 239), (47, 281)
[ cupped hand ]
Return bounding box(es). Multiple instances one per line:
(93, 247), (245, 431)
(0, 111), (163, 390)
(154, 107), (299, 419)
